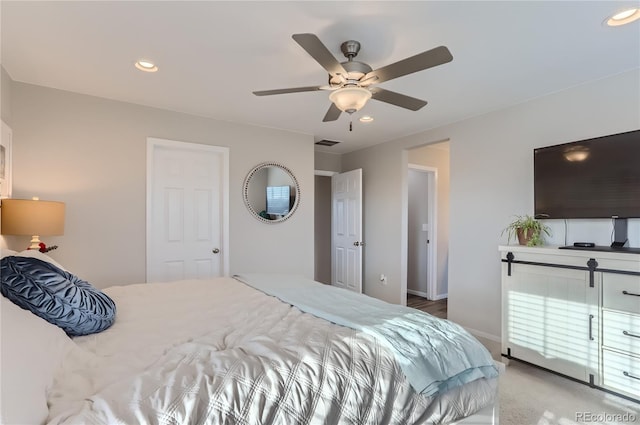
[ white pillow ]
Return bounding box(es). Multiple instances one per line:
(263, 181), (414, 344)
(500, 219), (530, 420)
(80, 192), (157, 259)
(0, 248), (17, 259)
(15, 249), (67, 271)
(0, 296), (74, 425)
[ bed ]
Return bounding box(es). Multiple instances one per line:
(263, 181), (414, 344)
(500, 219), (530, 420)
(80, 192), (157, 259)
(1, 250), (500, 424)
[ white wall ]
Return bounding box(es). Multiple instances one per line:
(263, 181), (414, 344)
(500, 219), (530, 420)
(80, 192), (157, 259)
(408, 143), (450, 298)
(1, 67), (11, 125)
(315, 151), (341, 173)
(342, 142), (406, 303)
(343, 69), (640, 340)
(0, 67), (13, 241)
(6, 81), (315, 288)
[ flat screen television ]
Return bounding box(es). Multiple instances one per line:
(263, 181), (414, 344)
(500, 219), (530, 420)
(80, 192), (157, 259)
(266, 185), (290, 215)
(534, 129), (640, 219)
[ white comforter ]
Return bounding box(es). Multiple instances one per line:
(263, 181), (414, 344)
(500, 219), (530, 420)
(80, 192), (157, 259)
(47, 277), (496, 424)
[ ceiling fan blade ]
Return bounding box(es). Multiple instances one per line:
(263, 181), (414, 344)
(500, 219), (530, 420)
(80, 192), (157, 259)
(322, 103), (342, 122)
(253, 86), (324, 96)
(359, 74), (379, 87)
(292, 33), (347, 77)
(365, 45), (453, 84)
(371, 88), (427, 111)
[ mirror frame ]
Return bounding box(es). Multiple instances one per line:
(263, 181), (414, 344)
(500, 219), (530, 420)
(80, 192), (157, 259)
(243, 162), (300, 224)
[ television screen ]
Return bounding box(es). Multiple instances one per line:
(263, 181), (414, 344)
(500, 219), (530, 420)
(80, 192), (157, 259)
(534, 129), (640, 219)
(266, 185), (290, 215)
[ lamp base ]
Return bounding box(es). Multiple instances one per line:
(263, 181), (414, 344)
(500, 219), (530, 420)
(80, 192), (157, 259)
(28, 235), (42, 250)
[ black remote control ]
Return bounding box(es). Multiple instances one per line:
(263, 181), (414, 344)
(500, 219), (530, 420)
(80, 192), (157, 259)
(574, 242), (595, 248)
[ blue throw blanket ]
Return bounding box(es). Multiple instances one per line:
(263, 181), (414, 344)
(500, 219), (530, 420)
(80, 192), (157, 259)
(234, 273), (499, 397)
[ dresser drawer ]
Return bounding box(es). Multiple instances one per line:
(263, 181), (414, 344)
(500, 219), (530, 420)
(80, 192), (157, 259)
(602, 349), (640, 399)
(602, 273), (640, 314)
(602, 310), (640, 355)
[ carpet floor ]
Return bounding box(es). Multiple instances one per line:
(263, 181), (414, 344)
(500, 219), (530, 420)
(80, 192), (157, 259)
(406, 296), (639, 424)
(499, 360), (638, 425)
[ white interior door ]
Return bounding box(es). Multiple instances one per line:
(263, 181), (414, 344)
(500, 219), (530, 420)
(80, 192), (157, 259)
(331, 168), (363, 293)
(147, 138), (229, 282)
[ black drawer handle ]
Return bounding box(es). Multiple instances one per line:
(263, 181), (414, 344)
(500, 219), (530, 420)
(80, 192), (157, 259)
(623, 330), (640, 339)
(622, 290), (640, 297)
(623, 371), (640, 381)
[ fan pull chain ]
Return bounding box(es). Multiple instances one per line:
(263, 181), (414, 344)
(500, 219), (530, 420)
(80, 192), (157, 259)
(349, 120), (353, 132)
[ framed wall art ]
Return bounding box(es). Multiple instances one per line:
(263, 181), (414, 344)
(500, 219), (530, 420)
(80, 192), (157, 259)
(1, 120), (13, 199)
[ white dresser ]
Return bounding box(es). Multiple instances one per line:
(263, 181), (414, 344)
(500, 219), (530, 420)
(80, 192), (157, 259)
(499, 245), (640, 401)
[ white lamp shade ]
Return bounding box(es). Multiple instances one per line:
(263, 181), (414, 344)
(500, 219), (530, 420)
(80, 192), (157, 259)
(1, 199), (65, 236)
(329, 87), (372, 113)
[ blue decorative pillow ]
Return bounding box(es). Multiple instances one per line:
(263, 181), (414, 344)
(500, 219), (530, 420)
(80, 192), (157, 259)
(1, 256), (116, 336)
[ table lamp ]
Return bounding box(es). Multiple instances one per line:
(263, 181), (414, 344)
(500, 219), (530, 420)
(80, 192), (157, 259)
(1, 198), (65, 249)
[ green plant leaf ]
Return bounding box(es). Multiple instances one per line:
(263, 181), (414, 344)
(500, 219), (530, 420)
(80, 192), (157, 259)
(501, 214), (551, 246)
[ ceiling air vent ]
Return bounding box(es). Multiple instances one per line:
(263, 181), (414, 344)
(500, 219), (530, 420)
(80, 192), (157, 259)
(315, 139), (340, 147)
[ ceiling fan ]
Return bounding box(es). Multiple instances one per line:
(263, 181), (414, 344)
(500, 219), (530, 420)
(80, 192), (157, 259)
(253, 33), (453, 123)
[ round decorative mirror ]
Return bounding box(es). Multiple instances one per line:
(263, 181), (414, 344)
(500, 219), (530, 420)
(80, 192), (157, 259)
(243, 162), (300, 223)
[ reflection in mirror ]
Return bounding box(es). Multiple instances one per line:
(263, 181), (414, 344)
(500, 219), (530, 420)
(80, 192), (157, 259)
(243, 162), (300, 223)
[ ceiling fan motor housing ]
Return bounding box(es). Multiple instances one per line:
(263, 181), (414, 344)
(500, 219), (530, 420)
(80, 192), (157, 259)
(329, 61), (372, 86)
(327, 40), (373, 86)
(341, 40), (361, 58)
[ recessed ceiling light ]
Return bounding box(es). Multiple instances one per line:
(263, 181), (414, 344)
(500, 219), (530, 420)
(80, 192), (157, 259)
(135, 60), (158, 72)
(605, 8), (640, 26)
(359, 115), (374, 123)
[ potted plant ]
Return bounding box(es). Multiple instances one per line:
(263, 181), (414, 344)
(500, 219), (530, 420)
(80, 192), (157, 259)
(502, 215), (551, 246)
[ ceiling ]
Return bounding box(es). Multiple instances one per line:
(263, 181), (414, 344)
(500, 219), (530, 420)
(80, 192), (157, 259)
(2, 1), (639, 154)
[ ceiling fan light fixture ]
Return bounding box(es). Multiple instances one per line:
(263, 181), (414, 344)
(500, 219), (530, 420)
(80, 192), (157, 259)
(605, 8), (640, 26)
(329, 87), (372, 114)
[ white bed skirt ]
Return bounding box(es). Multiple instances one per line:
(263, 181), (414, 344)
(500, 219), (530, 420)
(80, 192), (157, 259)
(453, 401), (499, 425)
(453, 361), (504, 425)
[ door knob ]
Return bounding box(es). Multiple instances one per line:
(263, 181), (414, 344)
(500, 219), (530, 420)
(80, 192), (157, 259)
(212, 248), (220, 254)
(353, 241), (365, 247)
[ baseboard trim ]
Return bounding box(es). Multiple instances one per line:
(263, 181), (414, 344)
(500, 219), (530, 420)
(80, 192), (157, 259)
(463, 326), (501, 343)
(407, 290), (448, 300)
(407, 289), (428, 298)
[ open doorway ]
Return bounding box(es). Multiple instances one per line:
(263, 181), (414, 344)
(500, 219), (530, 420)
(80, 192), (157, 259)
(406, 141), (450, 319)
(314, 173), (333, 284)
(314, 169), (363, 292)
(407, 166), (435, 298)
